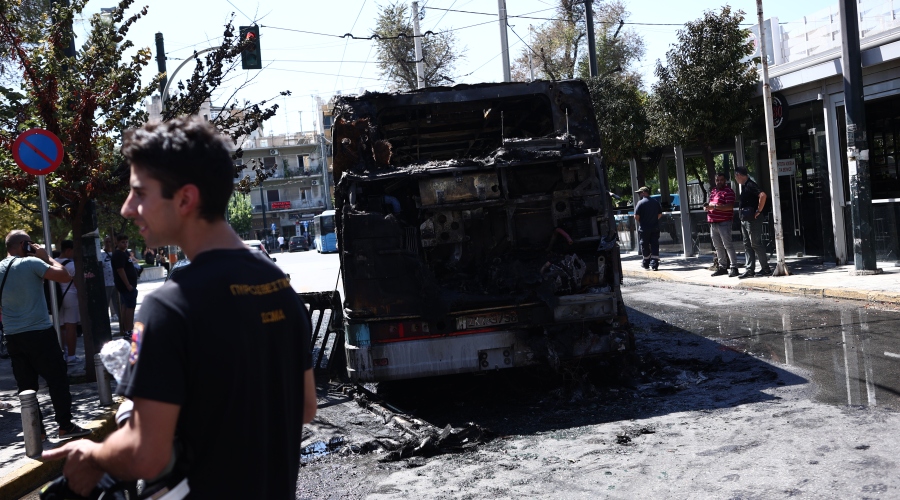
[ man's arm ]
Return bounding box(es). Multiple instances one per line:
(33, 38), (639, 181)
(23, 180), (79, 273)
(756, 192), (768, 218)
(43, 397), (180, 496)
(116, 267), (133, 291)
(32, 244), (71, 284)
(303, 368), (317, 424)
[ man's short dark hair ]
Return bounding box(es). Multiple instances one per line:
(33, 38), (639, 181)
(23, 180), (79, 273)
(61, 240), (74, 252)
(715, 171), (727, 179)
(734, 166), (749, 177)
(117, 234), (128, 242)
(121, 116), (234, 222)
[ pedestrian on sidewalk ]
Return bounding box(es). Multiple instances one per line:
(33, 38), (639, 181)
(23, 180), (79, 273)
(633, 186), (663, 271)
(0, 230), (91, 440)
(112, 235), (138, 338)
(58, 240), (80, 365)
(100, 237), (120, 322)
(705, 172), (740, 277)
(44, 116), (317, 498)
(735, 167), (773, 278)
(277, 234), (285, 253)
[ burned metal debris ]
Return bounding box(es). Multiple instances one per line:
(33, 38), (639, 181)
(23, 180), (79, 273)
(329, 80), (632, 382)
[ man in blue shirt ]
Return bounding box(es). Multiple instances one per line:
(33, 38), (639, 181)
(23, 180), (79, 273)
(1, 230), (91, 440)
(633, 186), (663, 271)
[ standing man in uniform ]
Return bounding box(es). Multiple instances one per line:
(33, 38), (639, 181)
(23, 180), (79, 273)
(633, 186), (663, 271)
(735, 167), (773, 278)
(112, 234), (137, 337)
(1, 231), (91, 440)
(705, 172), (740, 277)
(45, 116), (317, 498)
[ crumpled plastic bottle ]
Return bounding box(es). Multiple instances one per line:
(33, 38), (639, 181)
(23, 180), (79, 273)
(99, 339), (131, 383)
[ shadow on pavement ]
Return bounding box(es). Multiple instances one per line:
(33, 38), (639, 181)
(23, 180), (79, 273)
(368, 306), (807, 437)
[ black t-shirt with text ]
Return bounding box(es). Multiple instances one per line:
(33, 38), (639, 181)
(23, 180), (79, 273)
(117, 249), (313, 499)
(111, 249), (137, 293)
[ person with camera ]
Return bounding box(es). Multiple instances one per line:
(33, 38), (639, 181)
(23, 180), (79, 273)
(734, 167), (773, 278)
(43, 117), (317, 498)
(0, 230), (91, 440)
(704, 172), (740, 278)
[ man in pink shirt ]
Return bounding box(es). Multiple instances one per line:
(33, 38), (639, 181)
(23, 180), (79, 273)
(704, 172), (739, 277)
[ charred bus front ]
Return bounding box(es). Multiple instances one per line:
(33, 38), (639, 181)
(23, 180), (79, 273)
(332, 80), (630, 382)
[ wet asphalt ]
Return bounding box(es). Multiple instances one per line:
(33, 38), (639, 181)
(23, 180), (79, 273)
(621, 277), (900, 409)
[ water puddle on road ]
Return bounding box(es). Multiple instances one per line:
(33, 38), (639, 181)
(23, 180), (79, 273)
(625, 285), (900, 409)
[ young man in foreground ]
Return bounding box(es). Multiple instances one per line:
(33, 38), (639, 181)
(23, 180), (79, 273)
(45, 117), (317, 498)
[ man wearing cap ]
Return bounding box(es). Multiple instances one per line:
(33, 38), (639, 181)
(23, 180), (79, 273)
(704, 172), (740, 277)
(633, 186), (663, 271)
(734, 167), (773, 278)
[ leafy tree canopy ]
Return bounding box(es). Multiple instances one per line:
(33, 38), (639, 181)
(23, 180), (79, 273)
(648, 5), (758, 186)
(227, 192), (252, 238)
(372, 1), (465, 91)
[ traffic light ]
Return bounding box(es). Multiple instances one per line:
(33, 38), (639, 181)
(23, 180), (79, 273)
(239, 25), (261, 70)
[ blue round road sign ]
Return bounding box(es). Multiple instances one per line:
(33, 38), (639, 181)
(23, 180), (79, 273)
(11, 129), (64, 176)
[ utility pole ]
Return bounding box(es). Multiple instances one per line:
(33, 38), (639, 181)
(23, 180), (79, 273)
(155, 32), (167, 97)
(497, 0), (511, 82)
(756, 0), (790, 276)
(584, 0), (598, 77)
(412, 1), (426, 89)
(840, 0), (880, 275)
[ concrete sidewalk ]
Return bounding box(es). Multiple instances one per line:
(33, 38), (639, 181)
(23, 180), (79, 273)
(621, 252), (900, 308)
(0, 278), (167, 500)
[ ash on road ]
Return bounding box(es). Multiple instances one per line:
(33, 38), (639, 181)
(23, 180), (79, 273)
(296, 278), (900, 499)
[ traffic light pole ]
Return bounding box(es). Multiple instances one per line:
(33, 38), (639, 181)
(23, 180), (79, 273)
(161, 46), (221, 104)
(840, 0), (881, 275)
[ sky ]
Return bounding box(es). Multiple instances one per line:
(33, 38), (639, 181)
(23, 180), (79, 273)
(75, 0), (837, 136)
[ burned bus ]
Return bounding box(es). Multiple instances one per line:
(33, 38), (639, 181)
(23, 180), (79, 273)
(331, 80), (631, 382)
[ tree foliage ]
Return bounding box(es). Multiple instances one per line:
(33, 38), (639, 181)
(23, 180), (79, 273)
(0, 0), (285, 366)
(574, 0), (643, 82)
(586, 75), (655, 191)
(372, 1), (464, 91)
(648, 6), (758, 186)
(227, 192), (252, 237)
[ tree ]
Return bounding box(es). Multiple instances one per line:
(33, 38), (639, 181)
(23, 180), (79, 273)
(511, 0), (606, 81)
(575, 0), (644, 82)
(0, 0), (284, 372)
(372, 1), (464, 91)
(227, 192), (252, 237)
(647, 6), (758, 187)
(586, 75), (655, 192)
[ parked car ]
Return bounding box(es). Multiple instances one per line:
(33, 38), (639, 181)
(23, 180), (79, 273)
(289, 235), (309, 252)
(243, 239), (277, 262)
(650, 193), (680, 210)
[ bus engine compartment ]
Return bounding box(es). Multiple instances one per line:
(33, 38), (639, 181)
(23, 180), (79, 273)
(331, 80), (631, 382)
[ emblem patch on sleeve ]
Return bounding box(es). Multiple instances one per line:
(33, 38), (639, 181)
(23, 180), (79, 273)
(129, 322), (144, 365)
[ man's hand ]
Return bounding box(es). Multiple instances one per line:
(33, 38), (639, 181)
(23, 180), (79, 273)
(31, 243), (50, 262)
(43, 440), (105, 496)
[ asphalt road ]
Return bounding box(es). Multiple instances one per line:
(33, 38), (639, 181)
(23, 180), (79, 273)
(269, 248), (342, 295)
(295, 278), (900, 499)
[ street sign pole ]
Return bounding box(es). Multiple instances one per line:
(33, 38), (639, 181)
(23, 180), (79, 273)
(38, 175), (62, 343)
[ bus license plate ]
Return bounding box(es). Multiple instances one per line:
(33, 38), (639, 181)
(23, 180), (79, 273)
(456, 311), (518, 330)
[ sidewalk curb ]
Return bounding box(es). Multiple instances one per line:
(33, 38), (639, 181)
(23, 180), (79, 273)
(623, 269), (900, 309)
(0, 402), (119, 500)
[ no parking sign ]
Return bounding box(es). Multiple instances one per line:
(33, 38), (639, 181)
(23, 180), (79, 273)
(11, 129), (64, 175)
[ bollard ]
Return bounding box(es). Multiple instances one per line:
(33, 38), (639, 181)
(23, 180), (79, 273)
(19, 390), (42, 458)
(94, 353), (113, 406)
